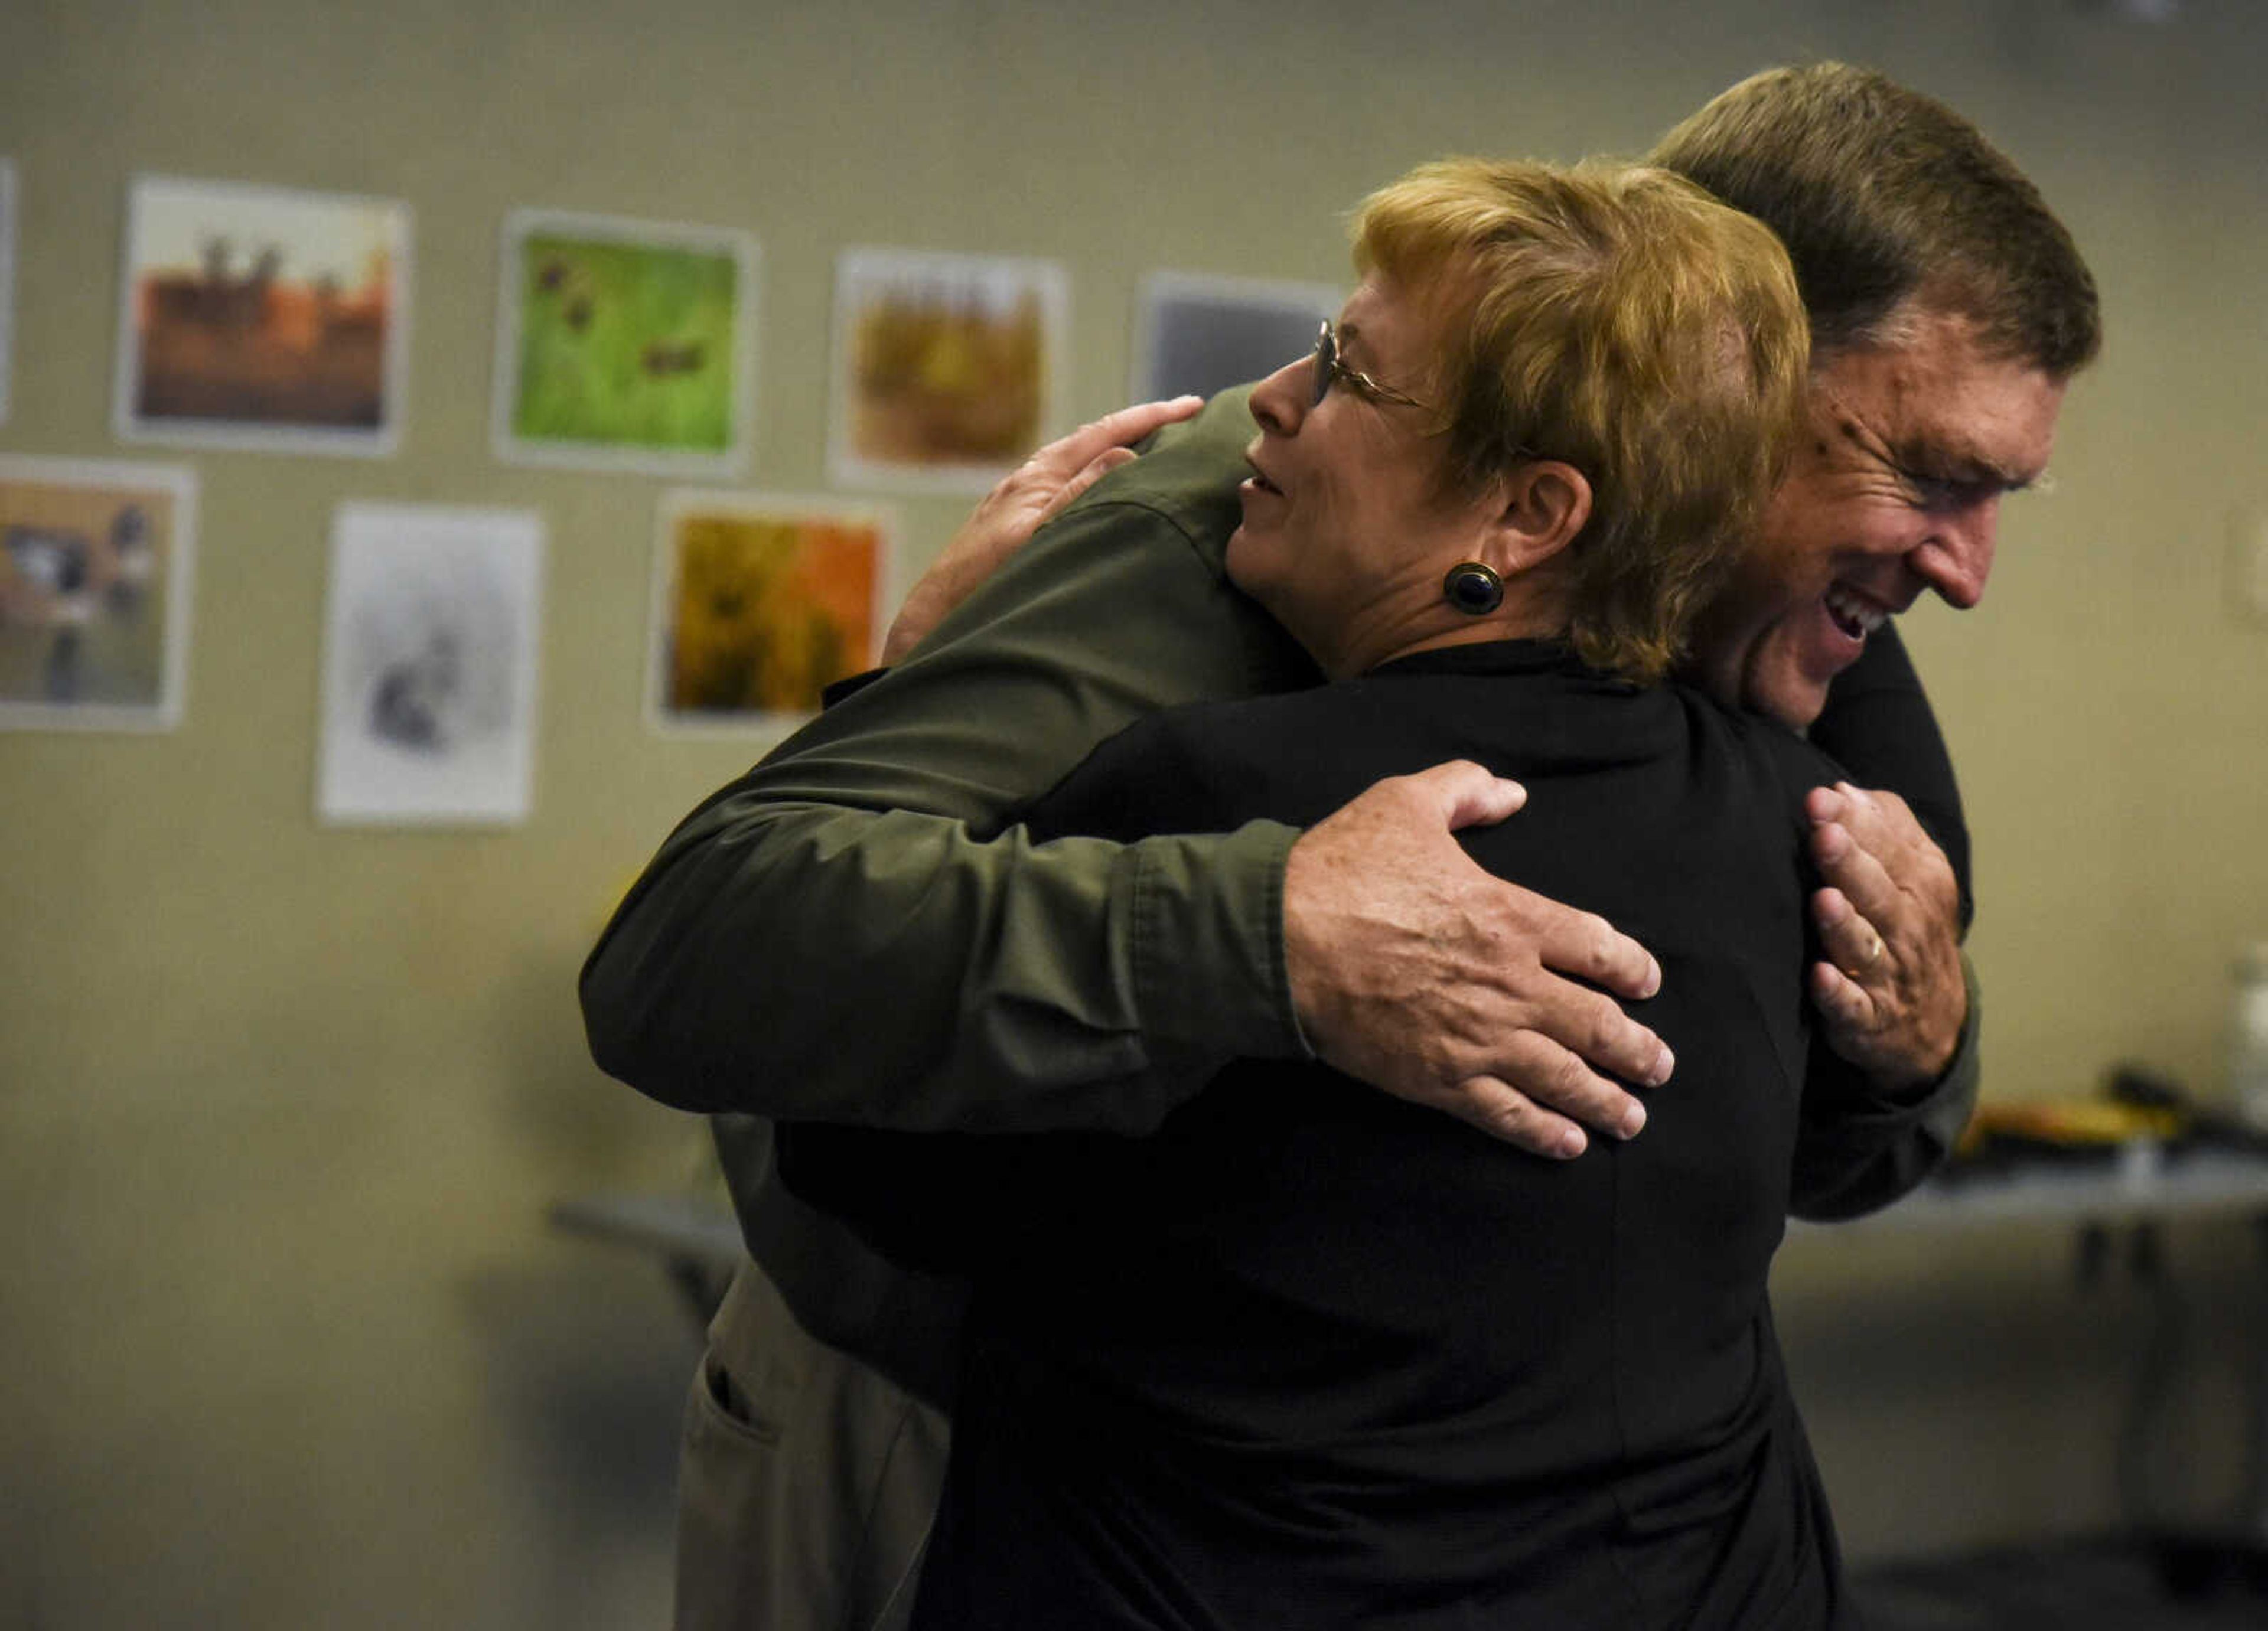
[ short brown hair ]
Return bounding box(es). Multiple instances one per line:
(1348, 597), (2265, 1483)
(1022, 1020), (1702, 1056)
(1355, 159), (1809, 683)
(1651, 62), (2100, 375)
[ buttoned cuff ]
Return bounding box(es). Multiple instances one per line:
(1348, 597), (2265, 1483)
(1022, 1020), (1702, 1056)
(1126, 819), (1310, 1065)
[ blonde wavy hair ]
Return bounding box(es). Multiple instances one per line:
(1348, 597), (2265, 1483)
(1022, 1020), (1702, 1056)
(1355, 158), (1809, 682)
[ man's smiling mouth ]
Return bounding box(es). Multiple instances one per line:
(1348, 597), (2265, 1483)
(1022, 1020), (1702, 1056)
(1824, 583), (1888, 640)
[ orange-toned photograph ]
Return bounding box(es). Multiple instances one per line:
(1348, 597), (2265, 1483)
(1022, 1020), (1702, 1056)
(114, 176), (409, 456)
(829, 249), (1065, 491)
(649, 491), (892, 729)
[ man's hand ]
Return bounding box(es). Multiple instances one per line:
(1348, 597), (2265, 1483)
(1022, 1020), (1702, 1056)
(1804, 781), (1966, 1090)
(1283, 761), (1673, 1160)
(882, 395), (1207, 664)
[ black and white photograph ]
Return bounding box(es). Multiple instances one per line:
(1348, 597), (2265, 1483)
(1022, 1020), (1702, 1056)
(315, 503), (542, 825)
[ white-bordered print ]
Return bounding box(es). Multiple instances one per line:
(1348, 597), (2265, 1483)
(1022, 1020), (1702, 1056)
(829, 247), (1067, 492)
(113, 175), (410, 457)
(0, 455), (197, 732)
(492, 208), (759, 477)
(316, 503), (543, 826)
(646, 487), (896, 740)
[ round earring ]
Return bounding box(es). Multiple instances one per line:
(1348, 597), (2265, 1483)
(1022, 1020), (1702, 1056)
(1442, 561), (1504, 615)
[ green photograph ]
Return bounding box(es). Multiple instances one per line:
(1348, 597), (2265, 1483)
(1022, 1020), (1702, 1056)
(494, 210), (755, 474)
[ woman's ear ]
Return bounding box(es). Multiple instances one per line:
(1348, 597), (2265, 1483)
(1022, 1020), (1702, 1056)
(1484, 460), (1592, 575)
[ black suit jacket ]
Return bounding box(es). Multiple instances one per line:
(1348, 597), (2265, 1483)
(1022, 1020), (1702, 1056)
(790, 642), (1865, 1630)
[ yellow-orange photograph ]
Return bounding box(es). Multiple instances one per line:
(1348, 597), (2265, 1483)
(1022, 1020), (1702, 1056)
(829, 247), (1066, 491)
(649, 491), (894, 732)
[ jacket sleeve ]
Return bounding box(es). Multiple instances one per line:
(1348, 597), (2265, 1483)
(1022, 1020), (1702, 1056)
(771, 707), (1260, 1274)
(580, 392), (1322, 1136)
(1790, 955), (1981, 1220)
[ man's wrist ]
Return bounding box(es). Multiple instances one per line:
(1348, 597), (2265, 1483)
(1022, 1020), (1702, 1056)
(1128, 820), (1308, 1062)
(1873, 953), (1980, 1104)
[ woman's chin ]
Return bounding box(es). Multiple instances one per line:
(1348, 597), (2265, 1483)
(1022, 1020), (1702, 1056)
(1223, 523), (1276, 598)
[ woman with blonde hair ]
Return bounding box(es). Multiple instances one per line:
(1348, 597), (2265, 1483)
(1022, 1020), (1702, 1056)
(790, 157), (1863, 1630)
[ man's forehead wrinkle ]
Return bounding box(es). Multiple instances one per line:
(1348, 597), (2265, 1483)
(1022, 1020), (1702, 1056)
(1906, 392), (2057, 490)
(1893, 429), (2024, 488)
(1817, 389), (1895, 464)
(1820, 367), (2045, 494)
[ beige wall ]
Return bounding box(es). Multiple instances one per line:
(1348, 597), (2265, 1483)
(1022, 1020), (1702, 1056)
(2, 0), (2264, 1623)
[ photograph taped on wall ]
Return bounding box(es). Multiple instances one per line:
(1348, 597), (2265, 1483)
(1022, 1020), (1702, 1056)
(0, 455), (197, 732)
(0, 158), (16, 427)
(113, 175), (410, 457)
(1131, 271), (1342, 405)
(647, 488), (894, 737)
(493, 209), (758, 476)
(317, 503), (543, 826)
(829, 247), (1067, 492)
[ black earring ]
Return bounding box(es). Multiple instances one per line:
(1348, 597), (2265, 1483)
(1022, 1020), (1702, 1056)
(1443, 561), (1503, 615)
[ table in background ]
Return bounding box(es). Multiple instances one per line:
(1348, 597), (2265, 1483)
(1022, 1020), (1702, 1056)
(1804, 1141), (2268, 1588)
(1808, 1144), (2268, 1233)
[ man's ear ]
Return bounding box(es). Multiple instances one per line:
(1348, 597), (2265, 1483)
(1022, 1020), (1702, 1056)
(1482, 460), (1592, 575)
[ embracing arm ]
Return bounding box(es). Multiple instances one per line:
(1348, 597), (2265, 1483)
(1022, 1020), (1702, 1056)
(582, 394), (1316, 1134)
(1788, 623), (1979, 1219)
(1790, 958), (1979, 1221)
(585, 384), (1672, 1148)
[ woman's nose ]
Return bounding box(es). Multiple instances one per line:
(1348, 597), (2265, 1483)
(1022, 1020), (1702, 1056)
(1247, 351), (1315, 437)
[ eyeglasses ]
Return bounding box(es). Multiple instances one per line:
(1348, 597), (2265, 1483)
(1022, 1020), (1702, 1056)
(1311, 319), (1428, 412)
